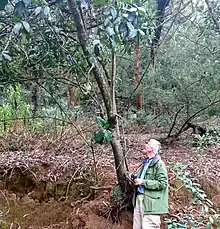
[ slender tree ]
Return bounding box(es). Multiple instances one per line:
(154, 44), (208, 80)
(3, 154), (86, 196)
(67, 0), (127, 184)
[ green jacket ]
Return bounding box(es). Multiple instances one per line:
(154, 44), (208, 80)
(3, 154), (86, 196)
(133, 159), (168, 215)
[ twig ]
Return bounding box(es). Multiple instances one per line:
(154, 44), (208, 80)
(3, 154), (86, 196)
(0, 190), (10, 215)
(90, 185), (112, 190)
(91, 143), (98, 184)
(174, 184), (185, 192)
(63, 167), (81, 200)
(73, 192), (93, 206)
(115, 149), (131, 171)
(22, 162), (37, 180)
(3, 32), (13, 52)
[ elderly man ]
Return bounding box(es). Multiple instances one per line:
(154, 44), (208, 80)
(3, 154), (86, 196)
(131, 139), (168, 229)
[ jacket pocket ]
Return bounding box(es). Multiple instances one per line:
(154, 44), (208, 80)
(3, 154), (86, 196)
(145, 190), (161, 199)
(143, 194), (160, 213)
(145, 169), (155, 180)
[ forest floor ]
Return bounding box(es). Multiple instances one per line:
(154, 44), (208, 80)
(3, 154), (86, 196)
(0, 122), (220, 229)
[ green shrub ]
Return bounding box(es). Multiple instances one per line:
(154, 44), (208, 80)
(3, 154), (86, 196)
(166, 162), (219, 228)
(192, 127), (220, 150)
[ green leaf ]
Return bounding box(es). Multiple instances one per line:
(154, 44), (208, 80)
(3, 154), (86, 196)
(206, 198), (213, 206)
(12, 17), (22, 23)
(44, 6), (50, 16)
(103, 123), (110, 130)
(94, 131), (104, 144)
(127, 22), (134, 31)
(192, 182), (201, 187)
(129, 28), (138, 39)
(112, 184), (122, 201)
(0, 0), (8, 10)
(102, 39), (111, 49)
(96, 116), (107, 128)
(138, 29), (145, 36)
(110, 6), (117, 20)
(34, 6), (42, 16)
(2, 53), (12, 61)
(22, 21), (30, 33)
(202, 204), (209, 213)
(14, 1), (26, 18)
(114, 33), (122, 45)
(126, 7), (137, 12)
(23, 0), (32, 6)
(127, 12), (136, 22)
(177, 223), (187, 228)
(122, 13), (128, 18)
(94, 0), (109, 5)
(206, 222), (211, 229)
(106, 26), (114, 36)
(209, 216), (214, 224)
(141, 22), (148, 30)
(13, 22), (22, 34)
(137, 7), (146, 15)
(104, 18), (110, 27)
(103, 129), (112, 143)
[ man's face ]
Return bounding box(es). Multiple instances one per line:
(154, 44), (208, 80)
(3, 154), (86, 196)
(142, 143), (154, 157)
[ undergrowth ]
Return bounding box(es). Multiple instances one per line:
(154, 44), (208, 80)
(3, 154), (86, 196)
(166, 162), (219, 228)
(192, 127), (220, 151)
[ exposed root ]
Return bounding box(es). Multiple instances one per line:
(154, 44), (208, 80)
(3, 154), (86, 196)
(73, 192), (93, 207)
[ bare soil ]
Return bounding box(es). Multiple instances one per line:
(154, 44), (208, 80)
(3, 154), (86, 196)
(0, 123), (219, 229)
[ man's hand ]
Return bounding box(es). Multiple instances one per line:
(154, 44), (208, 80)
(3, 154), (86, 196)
(134, 178), (143, 186)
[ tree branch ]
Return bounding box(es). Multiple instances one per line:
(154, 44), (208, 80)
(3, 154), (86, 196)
(175, 99), (220, 137)
(204, 0), (220, 34)
(68, 0), (112, 118)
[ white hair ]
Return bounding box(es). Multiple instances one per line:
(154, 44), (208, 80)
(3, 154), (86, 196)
(149, 139), (161, 153)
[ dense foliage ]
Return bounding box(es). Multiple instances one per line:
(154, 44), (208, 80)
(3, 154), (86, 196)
(1, 0), (220, 136)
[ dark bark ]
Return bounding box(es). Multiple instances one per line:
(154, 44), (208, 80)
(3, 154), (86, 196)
(151, 0), (170, 68)
(182, 122), (207, 136)
(173, 100), (220, 138)
(167, 106), (184, 138)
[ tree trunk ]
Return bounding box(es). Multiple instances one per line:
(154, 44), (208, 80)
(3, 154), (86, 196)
(67, 86), (76, 110)
(68, 0), (127, 184)
(134, 40), (142, 109)
(32, 78), (41, 115)
(150, 0), (170, 68)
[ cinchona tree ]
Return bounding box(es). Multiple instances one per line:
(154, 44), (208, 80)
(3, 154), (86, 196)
(67, 0), (170, 186)
(67, 0), (127, 185)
